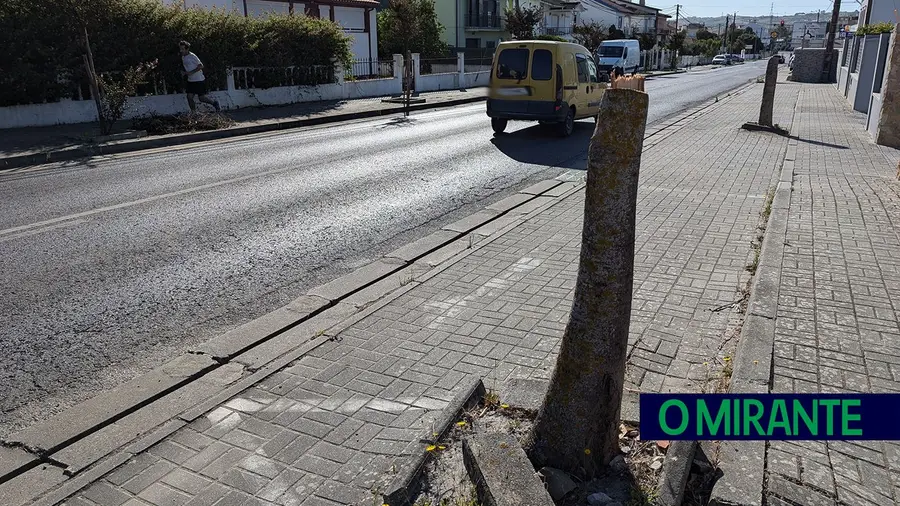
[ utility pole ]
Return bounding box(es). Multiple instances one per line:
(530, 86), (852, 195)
(675, 4), (680, 32)
(822, 0), (841, 82)
(724, 14), (730, 52)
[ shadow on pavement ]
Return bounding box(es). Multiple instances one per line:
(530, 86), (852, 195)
(489, 120), (594, 170)
(788, 135), (849, 150)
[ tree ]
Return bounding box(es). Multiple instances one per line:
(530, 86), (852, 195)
(608, 24), (626, 40)
(377, 0), (448, 57)
(667, 31), (686, 52)
(526, 87), (649, 475)
(572, 21), (608, 54)
(637, 32), (657, 50)
(504, 3), (543, 40)
(696, 28), (718, 41)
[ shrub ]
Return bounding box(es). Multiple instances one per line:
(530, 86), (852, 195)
(0, 0), (352, 106)
(856, 22), (895, 35)
(536, 35), (567, 42)
(97, 59), (158, 135)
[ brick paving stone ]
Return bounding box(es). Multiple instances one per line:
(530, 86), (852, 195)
(68, 84), (811, 506)
(766, 84), (900, 505)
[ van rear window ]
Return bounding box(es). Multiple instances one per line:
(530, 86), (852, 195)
(531, 49), (552, 80)
(496, 48), (529, 80)
(598, 46), (624, 57)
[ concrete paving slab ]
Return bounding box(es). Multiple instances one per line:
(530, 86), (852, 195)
(342, 263), (432, 310)
(486, 193), (535, 213)
(384, 230), (460, 263)
(230, 302), (357, 370)
(0, 446), (36, 482)
(441, 210), (501, 234)
(194, 298), (328, 359)
(539, 181), (580, 197)
(499, 378), (548, 414)
(50, 363), (245, 475)
(505, 196), (557, 216)
(307, 258), (406, 302)
(519, 180), (561, 195)
(9, 354), (216, 453)
(0, 464), (67, 506)
(463, 432), (555, 506)
(415, 238), (471, 267)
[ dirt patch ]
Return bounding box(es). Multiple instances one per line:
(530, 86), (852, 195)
(132, 112), (235, 135)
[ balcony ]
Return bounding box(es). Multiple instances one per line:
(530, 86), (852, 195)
(466, 13), (501, 29)
(542, 26), (574, 36)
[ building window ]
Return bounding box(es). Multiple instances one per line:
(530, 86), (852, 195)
(466, 38), (480, 48)
(617, 16), (623, 29)
(486, 40), (496, 49)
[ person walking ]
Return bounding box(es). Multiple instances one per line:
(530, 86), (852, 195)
(179, 41), (221, 113)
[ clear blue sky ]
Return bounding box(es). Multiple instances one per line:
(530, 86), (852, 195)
(661, 0), (855, 19)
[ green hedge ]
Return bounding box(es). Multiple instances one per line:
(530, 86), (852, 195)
(0, 0), (353, 106)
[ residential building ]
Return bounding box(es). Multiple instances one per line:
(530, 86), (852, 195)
(603, 0), (661, 36)
(860, 0), (897, 25)
(684, 22), (705, 42)
(162, 0), (379, 61)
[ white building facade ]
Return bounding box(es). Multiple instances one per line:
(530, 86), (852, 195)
(163, 0), (379, 61)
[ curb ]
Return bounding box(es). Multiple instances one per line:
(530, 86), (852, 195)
(708, 96), (798, 506)
(0, 95), (488, 171)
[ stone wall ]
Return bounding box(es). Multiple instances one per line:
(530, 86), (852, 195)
(790, 48), (839, 83)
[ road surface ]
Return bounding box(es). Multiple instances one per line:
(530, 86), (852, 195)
(0, 61), (769, 435)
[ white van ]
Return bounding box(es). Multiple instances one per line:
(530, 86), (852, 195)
(596, 39), (640, 77)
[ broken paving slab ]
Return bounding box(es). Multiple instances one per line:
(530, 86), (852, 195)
(0, 464), (67, 506)
(463, 433), (555, 506)
(499, 378), (548, 414)
(0, 446), (37, 482)
(9, 353), (217, 453)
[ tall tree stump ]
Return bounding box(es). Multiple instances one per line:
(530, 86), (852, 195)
(526, 88), (649, 474)
(742, 56), (786, 134)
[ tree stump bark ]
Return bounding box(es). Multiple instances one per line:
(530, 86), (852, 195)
(758, 56), (780, 127)
(526, 88), (649, 475)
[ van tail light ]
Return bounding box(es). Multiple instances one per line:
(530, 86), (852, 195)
(554, 64), (563, 111)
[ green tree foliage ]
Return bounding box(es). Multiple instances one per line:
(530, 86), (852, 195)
(536, 34), (568, 42)
(505, 4), (543, 40)
(608, 24), (626, 39)
(856, 22), (895, 35)
(637, 32), (657, 50)
(696, 28), (719, 41)
(377, 0), (448, 57)
(667, 31), (686, 52)
(0, 0), (353, 106)
(573, 21), (608, 54)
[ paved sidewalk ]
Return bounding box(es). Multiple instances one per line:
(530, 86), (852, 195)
(765, 86), (900, 505)
(0, 88), (487, 165)
(39, 84), (796, 506)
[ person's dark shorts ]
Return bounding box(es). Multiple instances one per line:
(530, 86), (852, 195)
(185, 80), (207, 95)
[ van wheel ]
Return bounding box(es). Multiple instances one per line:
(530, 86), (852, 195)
(558, 108), (575, 137)
(491, 118), (508, 134)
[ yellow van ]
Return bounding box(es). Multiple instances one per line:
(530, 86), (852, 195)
(487, 40), (607, 137)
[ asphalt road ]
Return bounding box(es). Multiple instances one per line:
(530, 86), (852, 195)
(0, 61), (769, 435)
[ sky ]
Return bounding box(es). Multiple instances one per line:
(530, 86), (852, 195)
(659, 0), (860, 19)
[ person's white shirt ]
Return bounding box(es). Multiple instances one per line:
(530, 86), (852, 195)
(182, 52), (205, 82)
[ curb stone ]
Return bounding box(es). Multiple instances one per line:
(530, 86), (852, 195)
(0, 96), (488, 171)
(708, 103), (798, 506)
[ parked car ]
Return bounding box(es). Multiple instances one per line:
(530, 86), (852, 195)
(487, 40), (607, 137)
(729, 54), (744, 63)
(712, 54), (728, 65)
